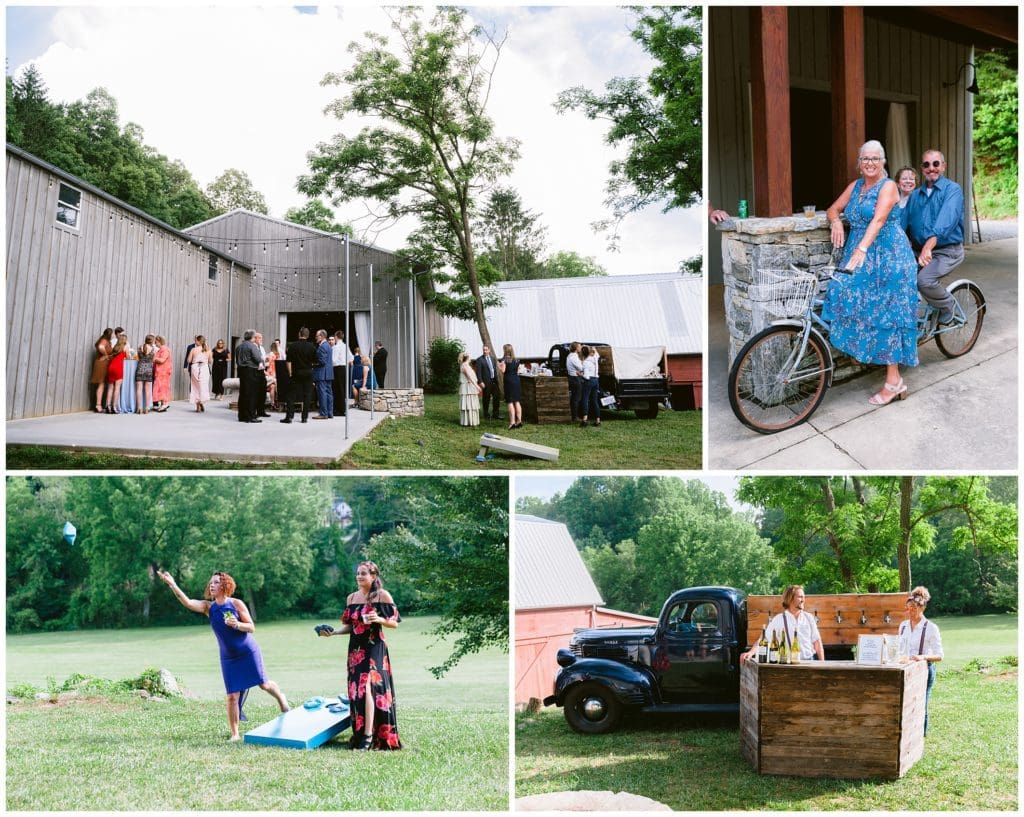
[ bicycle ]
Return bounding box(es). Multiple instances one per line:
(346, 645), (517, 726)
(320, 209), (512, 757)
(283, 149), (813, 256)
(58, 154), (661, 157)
(727, 263), (986, 433)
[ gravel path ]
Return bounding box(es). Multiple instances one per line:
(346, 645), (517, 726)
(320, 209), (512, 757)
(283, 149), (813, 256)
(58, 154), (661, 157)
(975, 219), (1017, 242)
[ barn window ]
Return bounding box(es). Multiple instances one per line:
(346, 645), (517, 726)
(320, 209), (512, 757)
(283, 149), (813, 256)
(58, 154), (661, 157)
(56, 183), (82, 229)
(208, 252), (218, 281)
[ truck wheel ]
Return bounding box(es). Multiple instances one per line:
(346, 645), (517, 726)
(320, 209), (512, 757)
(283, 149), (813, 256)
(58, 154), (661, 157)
(563, 682), (623, 734)
(635, 402), (659, 419)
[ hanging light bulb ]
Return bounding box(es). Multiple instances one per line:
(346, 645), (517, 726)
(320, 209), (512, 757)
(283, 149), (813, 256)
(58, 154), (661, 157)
(300, 241), (304, 252)
(285, 239), (290, 251)
(263, 243), (267, 254)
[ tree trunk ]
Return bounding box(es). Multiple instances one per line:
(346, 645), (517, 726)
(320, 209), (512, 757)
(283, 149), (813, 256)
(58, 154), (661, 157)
(898, 476), (913, 591)
(821, 479), (857, 590)
(458, 207), (503, 398)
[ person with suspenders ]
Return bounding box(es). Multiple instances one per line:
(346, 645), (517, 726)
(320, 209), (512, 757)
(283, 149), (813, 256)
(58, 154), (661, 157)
(898, 586), (944, 736)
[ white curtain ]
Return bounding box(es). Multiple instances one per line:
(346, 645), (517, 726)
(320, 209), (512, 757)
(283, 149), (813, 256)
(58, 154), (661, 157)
(352, 311), (371, 357)
(885, 102), (912, 178)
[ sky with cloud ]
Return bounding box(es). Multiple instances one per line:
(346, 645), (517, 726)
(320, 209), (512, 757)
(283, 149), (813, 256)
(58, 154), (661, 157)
(6, 5), (703, 275)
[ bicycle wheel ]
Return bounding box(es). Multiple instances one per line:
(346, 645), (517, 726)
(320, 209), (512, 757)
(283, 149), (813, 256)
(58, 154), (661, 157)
(935, 282), (985, 358)
(728, 326), (830, 433)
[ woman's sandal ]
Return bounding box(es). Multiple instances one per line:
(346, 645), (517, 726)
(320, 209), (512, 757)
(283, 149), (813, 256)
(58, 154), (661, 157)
(868, 377), (907, 406)
(354, 735), (373, 751)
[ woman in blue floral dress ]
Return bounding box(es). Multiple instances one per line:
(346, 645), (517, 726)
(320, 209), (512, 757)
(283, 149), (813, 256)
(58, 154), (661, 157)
(320, 561), (402, 750)
(824, 139), (919, 405)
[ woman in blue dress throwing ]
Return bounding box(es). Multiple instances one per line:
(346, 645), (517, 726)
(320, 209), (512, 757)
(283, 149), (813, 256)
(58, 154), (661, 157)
(824, 139), (919, 406)
(158, 569), (289, 740)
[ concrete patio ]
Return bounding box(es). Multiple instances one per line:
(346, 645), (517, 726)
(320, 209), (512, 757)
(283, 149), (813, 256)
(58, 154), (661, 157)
(708, 236), (1018, 470)
(6, 400), (389, 465)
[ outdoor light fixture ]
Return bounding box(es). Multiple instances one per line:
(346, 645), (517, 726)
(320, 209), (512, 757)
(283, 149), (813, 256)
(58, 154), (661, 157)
(942, 62), (979, 95)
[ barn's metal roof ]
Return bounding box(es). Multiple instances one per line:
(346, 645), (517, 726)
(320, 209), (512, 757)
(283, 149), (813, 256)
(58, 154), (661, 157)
(515, 515), (603, 610)
(445, 272), (702, 358)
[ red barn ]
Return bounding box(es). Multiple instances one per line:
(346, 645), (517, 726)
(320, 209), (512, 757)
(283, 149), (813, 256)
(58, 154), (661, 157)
(515, 515), (657, 706)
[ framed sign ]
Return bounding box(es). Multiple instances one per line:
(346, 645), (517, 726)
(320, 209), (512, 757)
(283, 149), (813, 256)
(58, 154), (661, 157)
(857, 634), (884, 665)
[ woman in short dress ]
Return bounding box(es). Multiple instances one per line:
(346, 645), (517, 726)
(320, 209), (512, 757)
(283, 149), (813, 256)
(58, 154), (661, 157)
(134, 334), (156, 413)
(318, 561), (402, 750)
(457, 352), (482, 426)
(211, 339), (230, 400)
(188, 335), (212, 412)
(351, 347), (368, 403)
(104, 334), (128, 414)
(497, 343), (523, 430)
(91, 327), (114, 413)
(157, 569), (289, 741)
(152, 335), (172, 412)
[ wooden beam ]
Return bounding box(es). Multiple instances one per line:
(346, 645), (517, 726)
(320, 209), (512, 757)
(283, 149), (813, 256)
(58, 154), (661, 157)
(749, 7), (792, 217)
(830, 8), (865, 194)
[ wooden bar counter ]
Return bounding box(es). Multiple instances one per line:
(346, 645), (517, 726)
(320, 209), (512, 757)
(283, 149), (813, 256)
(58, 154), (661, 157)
(520, 374), (571, 424)
(740, 659), (928, 780)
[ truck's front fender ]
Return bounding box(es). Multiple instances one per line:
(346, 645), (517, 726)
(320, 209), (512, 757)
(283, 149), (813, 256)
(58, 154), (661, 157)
(550, 656), (656, 709)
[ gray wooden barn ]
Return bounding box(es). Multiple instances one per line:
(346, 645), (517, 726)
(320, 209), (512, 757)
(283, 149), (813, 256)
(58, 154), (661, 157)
(6, 144), (441, 419)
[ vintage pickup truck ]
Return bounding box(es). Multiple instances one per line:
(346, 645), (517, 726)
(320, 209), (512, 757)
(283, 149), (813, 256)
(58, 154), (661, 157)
(546, 342), (670, 419)
(544, 586), (904, 733)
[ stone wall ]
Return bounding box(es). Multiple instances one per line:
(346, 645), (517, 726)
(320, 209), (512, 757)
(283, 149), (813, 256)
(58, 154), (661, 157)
(355, 388), (424, 416)
(718, 214), (867, 381)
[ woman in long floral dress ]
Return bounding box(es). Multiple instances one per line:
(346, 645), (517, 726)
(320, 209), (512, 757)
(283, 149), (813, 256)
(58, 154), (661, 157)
(319, 561), (402, 750)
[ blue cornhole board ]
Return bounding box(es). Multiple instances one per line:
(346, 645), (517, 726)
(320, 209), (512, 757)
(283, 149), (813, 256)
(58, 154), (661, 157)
(243, 696), (351, 749)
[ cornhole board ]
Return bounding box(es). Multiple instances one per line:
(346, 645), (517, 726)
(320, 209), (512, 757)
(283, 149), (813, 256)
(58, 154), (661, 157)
(477, 433), (559, 462)
(243, 697), (351, 749)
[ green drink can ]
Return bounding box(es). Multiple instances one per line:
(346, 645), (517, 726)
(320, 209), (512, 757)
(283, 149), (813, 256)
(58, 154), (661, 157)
(738, 199), (748, 218)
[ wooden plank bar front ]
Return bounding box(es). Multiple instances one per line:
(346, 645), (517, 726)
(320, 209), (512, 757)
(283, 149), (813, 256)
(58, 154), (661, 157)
(740, 660), (928, 779)
(520, 375), (571, 424)
(746, 593), (907, 647)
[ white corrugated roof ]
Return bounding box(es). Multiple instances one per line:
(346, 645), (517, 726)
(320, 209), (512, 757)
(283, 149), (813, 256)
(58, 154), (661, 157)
(446, 272), (702, 358)
(515, 515), (603, 610)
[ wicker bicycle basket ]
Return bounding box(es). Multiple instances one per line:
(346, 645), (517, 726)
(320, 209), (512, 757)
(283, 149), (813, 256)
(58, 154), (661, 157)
(749, 269), (818, 321)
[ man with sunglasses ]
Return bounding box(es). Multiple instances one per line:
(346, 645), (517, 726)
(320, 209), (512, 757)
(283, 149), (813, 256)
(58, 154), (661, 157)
(902, 149), (965, 326)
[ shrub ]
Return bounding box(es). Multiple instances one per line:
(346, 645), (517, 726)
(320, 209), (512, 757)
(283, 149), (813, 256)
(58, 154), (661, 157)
(7, 682), (41, 699)
(425, 336), (465, 394)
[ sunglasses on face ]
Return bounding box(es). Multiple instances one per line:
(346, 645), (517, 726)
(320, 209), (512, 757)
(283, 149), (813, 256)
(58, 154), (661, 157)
(922, 160), (943, 169)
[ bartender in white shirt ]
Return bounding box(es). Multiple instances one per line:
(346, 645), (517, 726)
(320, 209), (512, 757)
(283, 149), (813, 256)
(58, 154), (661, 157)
(898, 586), (943, 736)
(766, 584), (825, 661)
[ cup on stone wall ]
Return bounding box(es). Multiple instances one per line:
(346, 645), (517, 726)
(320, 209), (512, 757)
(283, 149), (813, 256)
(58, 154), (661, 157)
(803, 205), (816, 218)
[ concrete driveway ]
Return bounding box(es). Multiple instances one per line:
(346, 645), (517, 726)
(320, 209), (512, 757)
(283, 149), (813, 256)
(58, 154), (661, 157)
(5, 400), (389, 465)
(708, 237), (1018, 470)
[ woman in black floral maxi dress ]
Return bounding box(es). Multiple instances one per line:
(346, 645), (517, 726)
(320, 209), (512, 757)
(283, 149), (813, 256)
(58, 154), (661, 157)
(323, 560), (402, 750)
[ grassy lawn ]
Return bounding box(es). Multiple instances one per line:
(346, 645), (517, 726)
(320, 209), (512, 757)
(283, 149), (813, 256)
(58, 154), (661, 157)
(516, 614), (1017, 810)
(5, 394), (701, 470)
(6, 616), (508, 810)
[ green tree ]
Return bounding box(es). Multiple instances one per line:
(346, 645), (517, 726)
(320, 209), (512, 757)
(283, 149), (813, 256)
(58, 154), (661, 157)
(297, 6), (519, 355)
(5, 477), (83, 632)
(206, 168), (269, 215)
(475, 187), (546, 280)
(973, 49), (1018, 218)
(284, 199), (353, 236)
(536, 250), (608, 279)
(739, 476), (1018, 593)
(555, 6), (702, 246)
(365, 477), (508, 676)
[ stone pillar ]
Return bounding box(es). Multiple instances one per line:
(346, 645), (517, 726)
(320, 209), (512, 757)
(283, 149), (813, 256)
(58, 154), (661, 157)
(355, 388), (425, 416)
(718, 213), (867, 382)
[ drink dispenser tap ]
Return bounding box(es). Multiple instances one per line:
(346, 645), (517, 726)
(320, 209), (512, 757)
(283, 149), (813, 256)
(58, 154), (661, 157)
(860, 610), (868, 626)
(835, 609), (843, 624)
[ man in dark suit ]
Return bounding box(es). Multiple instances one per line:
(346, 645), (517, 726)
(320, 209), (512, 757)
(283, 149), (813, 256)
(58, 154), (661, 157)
(281, 327), (317, 423)
(234, 329), (262, 423)
(475, 344), (500, 420)
(312, 329), (334, 419)
(183, 337), (197, 373)
(372, 340), (388, 388)
(253, 332), (271, 417)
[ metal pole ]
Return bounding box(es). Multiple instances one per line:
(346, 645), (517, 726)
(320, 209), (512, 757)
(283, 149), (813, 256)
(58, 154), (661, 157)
(368, 262), (374, 420)
(226, 260), (234, 375)
(344, 237), (350, 440)
(396, 293), (401, 390)
(409, 273), (415, 388)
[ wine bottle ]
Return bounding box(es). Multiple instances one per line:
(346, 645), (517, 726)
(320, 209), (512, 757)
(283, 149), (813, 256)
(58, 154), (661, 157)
(757, 627), (769, 664)
(768, 631), (779, 664)
(779, 635), (789, 665)
(791, 631), (802, 664)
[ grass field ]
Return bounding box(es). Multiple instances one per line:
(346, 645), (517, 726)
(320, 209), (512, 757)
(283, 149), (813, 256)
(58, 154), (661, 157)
(516, 613), (1018, 811)
(6, 615), (509, 810)
(5, 394), (701, 470)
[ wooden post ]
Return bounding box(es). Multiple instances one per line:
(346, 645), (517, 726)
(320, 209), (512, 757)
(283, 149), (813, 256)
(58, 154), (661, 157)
(830, 8), (866, 192)
(749, 7), (792, 217)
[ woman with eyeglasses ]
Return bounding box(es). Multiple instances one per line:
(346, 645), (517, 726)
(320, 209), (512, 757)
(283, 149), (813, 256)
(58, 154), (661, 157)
(824, 139), (919, 407)
(898, 586), (943, 736)
(895, 166), (918, 210)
